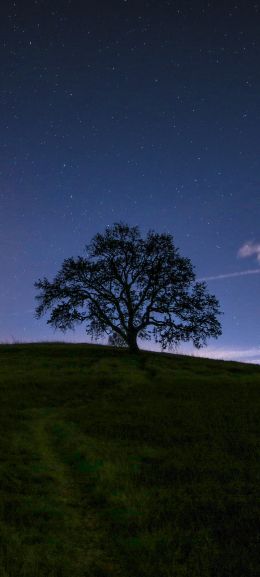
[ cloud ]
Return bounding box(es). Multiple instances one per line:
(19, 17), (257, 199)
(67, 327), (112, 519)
(190, 347), (260, 364)
(238, 241), (260, 263)
(198, 242), (260, 281)
(198, 269), (260, 281)
(146, 342), (260, 365)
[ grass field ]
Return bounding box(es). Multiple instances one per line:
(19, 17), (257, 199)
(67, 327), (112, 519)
(0, 342), (259, 577)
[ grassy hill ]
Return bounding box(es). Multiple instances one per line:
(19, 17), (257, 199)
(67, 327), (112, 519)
(0, 343), (259, 577)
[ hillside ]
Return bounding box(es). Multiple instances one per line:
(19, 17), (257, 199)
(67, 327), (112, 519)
(0, 343), (259, 577)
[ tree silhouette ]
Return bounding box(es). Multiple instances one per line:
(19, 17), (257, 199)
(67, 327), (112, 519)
(35, 222), (222, 353)
(108, 331), (128, 348)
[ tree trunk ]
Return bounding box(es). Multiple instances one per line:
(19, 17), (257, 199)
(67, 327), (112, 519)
(127, 330), (139, 353)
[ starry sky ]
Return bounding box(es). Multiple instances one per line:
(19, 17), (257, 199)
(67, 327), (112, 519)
(1, 0), (260, 363)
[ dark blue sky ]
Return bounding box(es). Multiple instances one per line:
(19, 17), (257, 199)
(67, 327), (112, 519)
(1, 0), (260, 362)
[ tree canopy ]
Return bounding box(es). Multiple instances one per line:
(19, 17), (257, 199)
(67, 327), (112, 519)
(35, 222), (222, 352)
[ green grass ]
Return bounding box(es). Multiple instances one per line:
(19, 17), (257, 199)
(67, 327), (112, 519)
(0, 342), (259, 576)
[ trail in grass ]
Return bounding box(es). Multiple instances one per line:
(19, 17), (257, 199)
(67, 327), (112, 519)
(19, 408), (123, 577)
(1, 344), (260, 577)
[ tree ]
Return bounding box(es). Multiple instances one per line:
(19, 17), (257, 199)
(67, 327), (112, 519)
(108, 331), (128, 348)
(35, 222), (222, 353)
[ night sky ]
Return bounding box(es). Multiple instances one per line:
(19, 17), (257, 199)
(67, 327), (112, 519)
(1, 0), (260, 363)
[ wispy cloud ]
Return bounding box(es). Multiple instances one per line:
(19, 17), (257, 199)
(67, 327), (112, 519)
(238, 241), (260, 263)
(198, 269), (260, 281)
(191, 347), (260, 364)
(199, 241), (260, 281)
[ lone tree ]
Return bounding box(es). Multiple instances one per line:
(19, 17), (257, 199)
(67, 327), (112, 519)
(35, 222), (222, 353)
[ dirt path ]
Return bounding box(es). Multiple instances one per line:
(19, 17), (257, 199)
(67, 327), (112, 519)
(25, 408), (123, 576)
